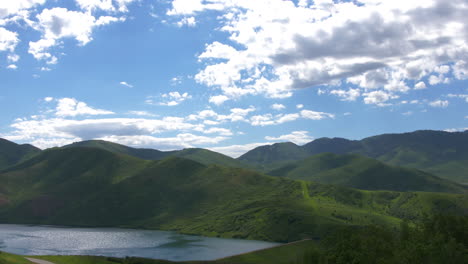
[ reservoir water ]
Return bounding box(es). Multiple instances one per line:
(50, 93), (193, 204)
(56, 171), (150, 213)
(0, 224), (279, 261)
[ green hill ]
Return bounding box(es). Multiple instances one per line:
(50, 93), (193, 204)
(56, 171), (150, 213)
(240, 130), (468, 183)
(0, 138), (41, 170)
(64, 140), (245, 168)
(1, 147), (467, 242)
(171, 148), (246, 168)
(64, 140), (174, 160)
(269, 153), (467, 193)
(237, 142), (309, 171)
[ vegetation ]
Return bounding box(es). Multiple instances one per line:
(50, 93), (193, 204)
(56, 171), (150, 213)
(0, 138), (40, 170)
(0, 251), (34, 264)
(241, 130), (468, 183)
(64, 140), (246, 168)
(0, 147), (467, 243)
(269, 153), (467, 193)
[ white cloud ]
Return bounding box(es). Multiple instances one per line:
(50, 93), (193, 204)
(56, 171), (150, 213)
(447, 94), (468, 103)
(167, 0), (468, 105)
(159, 91), (192, 106)
(75, 0), (137, 13)
(6, 64), (17, 69)
(128, 111), (157, 117)
(187, 106), (256, 124)
(55, 98), (114, 117)
(28, 7), (123, 63)
(44, 97), (54, 102)
(363, 90), (397, 106)
(265, 130), (313, 145)
(177, 16), (196, 27)
(0, 27), (18, 52)
(271, 103), (286, 111)
(209, 95), (229, 105)
(414, 81), (426, 90)
(209, 142), (273, 158)
(444, 128), (468, 133)
(429, 100), (449, 108)
(300, 110), (335, 120)
(330, 88), (360, 101)
(120, 81), (133, 88)
(7, 53), (19, 63)
(202, 127), (233, 136)
(296, 104), (304, 109)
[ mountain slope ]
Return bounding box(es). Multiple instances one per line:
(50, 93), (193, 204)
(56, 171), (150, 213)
(1, 147), (467, 242)
(240, 130), (468, 183)
(64, 140), (245, 168)
(238, 142), (309, 171)
(64, 140), (174, 160)
(0, 138), (41, 170)
(269, 153), (467, 193)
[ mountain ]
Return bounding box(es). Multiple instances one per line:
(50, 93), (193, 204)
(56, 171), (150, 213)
(269, 153), (467, 193)
(240, 130), (468, 183)
(0, 138), (41, 170)
(64, 140), (174, 160)
(238, 142), (309, 171)
(64, 140), (245, 168)
(1, 147), (467, 242)
(171, 148), (246, 168)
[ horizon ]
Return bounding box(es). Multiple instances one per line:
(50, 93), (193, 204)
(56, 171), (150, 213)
(1, 0), (467, 158)
(3, 128), (466, 158)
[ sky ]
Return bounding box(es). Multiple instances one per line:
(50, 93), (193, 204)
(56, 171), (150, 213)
(0, 0), (467, 157)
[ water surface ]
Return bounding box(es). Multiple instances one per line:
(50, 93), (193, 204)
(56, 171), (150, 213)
(0, 224), (279, 261)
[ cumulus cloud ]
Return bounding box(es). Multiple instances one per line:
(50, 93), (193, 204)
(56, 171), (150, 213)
(209, 95), (229, 105)
(167, 0), (468, 105)
(28, 7), (124, 63)
(363, 90), (398, 106)
(414, 81), (427, 90)
(330, 88), (360, 101)
(271, 103), (286, 111)
(55, 98), (114, 117)
(265, 130), (313, 145)
(176, 16), (196, 27)
(187, 106), (256, 123)
(429, 100), (449, 108)
(0, 27), (18, 52)
(158, 91), (192, 106)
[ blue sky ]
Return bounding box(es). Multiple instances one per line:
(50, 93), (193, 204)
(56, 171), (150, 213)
(0, 0), (467, 157)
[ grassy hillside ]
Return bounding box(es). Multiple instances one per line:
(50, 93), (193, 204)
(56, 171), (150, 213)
(240, 130), (468, 183)
(64, 140), (245, 168)
(171, 148), (246, 168)
(269, 153), (467, 193)
(0, 138), (41, 170)
(0, 147), (467, 243)
(237, 142), (309, 171)
(64, 140), (174, 160)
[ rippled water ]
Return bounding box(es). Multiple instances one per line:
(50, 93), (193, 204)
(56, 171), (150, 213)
(0, 224), (279, 261)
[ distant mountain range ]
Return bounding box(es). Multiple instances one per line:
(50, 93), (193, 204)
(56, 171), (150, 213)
(240, 130), (468, 184)
(0, 130), (467, 242)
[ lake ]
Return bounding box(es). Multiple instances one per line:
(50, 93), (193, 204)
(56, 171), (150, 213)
(0, 224), (279, 261)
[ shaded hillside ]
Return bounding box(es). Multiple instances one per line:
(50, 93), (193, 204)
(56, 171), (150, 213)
(64, 140), (174, 160)
(171, 148), (246, 168)
(64, 140), (245, 168)
(0, 138), (41, 170)
(269, 153), (467, 193)
(0, 147), (467, 242)
(240, 130), (468, 183)
(238, 142), (309, 171)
